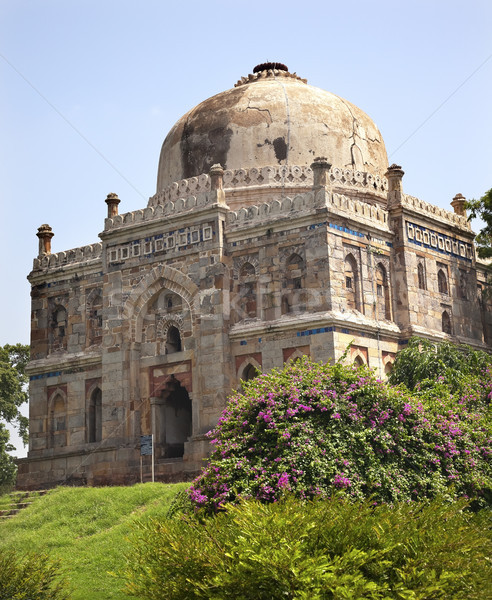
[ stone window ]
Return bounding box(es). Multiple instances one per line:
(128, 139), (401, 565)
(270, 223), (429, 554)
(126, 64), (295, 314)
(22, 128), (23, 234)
(49, 394), (66, 448)
(142, 291), (183, 345)
(437, 268), (448, 295)
(166, 326), (182, 354)
(375, 263), (391, 320)
(417, 262), (426, 290)
(87, 289), (103, 347)
(50, 305), (67, 352)
(442, 310), (452, 334)
(282, 253), (305, 315)
(88, 387), (102, 443)
(353, 355), (364, 367)
(384, 361), (394, 376)
(242, 363), (258, 382)
(238, 262), (257, 320)
(344, 254), (360, 311)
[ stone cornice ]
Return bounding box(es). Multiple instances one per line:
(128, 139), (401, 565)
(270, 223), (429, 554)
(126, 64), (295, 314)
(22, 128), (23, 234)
(26, 350), (102, 377)
(229, 310), (401, 341)
(28, 259), (103, 286)
(16, 444), (118, 464)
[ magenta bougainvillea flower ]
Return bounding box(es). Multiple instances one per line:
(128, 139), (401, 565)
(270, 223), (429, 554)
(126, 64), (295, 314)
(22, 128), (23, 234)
(189, 356), (492, 513)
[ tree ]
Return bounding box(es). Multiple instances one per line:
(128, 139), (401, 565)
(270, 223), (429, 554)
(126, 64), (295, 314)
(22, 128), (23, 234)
(466, 187), (492, 259)
(0, 344), (29, 489)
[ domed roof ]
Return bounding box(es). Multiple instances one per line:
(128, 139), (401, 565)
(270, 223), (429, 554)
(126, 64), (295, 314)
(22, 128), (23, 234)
(156, 64), (388, 192)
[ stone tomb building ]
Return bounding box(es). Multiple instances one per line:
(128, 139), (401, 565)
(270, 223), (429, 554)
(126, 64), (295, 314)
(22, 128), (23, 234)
(17, 63), (492, 489)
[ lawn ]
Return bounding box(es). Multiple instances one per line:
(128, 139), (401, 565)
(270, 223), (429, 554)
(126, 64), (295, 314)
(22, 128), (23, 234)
(0, 483), (186, 600)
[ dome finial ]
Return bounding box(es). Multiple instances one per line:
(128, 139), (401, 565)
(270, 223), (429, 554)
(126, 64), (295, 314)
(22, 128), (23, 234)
(253, 62), (288, 73)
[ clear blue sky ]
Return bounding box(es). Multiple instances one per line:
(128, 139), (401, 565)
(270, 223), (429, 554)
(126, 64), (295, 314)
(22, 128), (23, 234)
(1, 0), (491, 455)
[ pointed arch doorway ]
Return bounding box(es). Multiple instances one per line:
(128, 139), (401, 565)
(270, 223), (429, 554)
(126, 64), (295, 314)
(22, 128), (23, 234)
(151, 375), (192, 459)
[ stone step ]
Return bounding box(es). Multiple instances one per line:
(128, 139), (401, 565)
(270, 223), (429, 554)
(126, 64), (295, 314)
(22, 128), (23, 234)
(0, 509), (19, 517)
(0, 489), (50, 522)
(9, 501), (33, 509)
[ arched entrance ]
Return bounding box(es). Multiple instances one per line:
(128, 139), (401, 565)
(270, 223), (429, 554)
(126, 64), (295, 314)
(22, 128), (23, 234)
(152, 376), (192, 459)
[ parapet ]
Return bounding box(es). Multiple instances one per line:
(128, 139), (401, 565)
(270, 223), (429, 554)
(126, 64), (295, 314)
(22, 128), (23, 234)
(31, 243), (102, 273)
(148, 164), (388, 209)
(402, 194), (471, 232)
(226, 189), (389, 231)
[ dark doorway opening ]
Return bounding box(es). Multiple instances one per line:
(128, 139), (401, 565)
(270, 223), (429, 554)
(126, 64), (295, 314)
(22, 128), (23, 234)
(158, 376), (191, 458)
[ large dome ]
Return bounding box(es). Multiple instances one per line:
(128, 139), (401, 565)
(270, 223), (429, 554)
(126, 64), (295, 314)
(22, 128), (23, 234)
(156, 65), (388, 192)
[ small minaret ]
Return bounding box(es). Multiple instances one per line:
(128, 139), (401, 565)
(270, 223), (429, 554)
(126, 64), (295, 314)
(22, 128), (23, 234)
(311, 157), (332, 188)
(451, 193), (467, 217)
(386, 164), (405, 208)
(36, 224), (54, 257)
(310, 157), (332, 208)
(209, 164), (226, 205)
(105, 193), (121, 218)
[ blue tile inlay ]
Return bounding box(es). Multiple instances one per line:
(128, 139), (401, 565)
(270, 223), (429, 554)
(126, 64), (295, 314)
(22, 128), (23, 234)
(297, 326), (334, 338)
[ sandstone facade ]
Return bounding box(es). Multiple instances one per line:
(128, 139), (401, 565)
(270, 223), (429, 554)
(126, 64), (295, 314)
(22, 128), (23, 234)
(17, 64), (492, 489)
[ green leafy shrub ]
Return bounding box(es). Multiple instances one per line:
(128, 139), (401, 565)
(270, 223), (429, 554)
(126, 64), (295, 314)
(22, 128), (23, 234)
(188, 357), (491, 512)
(389, 336), (492, 395)
(0, 549), (70, 600)
(123, 495), (492, 600)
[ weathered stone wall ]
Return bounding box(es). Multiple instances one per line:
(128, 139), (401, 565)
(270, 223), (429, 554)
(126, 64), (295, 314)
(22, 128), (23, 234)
(17, 165), (491, 490)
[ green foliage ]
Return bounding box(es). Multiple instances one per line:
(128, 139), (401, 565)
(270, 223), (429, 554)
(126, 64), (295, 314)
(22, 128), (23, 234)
(0, 425), (17, 494)
(0, 343), (29, 487)
(388, 336), (492, 394)
(0, 483), (188, 600)
(188, 356), (491, 512)
(466, 187), (492, 259)
(0, 343), (29, 432)
(123, 495), (492, 600)
(0, 548), (70, 600)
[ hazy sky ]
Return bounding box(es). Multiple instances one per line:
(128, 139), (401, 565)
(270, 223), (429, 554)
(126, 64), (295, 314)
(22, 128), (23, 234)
(1, 0), (491, 455)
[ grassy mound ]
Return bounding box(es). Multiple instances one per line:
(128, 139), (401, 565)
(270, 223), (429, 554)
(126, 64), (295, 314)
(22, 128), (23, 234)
(0, 483), (186, 600)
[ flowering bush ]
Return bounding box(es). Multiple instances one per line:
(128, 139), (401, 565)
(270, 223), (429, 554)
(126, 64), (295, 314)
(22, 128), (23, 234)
(189, 357), (492, 512)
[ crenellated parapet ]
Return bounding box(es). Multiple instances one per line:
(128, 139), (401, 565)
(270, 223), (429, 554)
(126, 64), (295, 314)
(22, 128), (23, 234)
(401, 194), (471, 232)
(226, 189), (389, 231)
(32, 243), (103, 272)
(148, 165), (388, 209)
(105, 192), (217, 233)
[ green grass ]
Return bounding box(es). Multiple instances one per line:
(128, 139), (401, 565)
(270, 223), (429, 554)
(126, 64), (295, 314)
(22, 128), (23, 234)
(0, 483), (187, 600)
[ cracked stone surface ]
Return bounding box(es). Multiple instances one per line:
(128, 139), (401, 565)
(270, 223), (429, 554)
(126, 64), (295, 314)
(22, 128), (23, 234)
(156, 74), (388, 192)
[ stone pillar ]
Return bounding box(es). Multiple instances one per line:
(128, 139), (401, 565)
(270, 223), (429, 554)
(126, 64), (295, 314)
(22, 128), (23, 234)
(311, 157), (332, 188)
(209, 164), (227, 206)
(386, 164), (405, 208)
(451, 193), (467, 217)
(311, 157), (332, 208)
(105, 193), (120, 218)
(36, 224), (54, 257)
